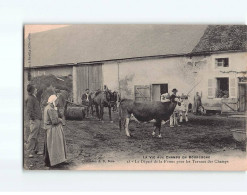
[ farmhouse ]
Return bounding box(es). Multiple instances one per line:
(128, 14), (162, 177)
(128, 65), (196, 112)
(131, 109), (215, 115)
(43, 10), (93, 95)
(24, 25), (247, 112)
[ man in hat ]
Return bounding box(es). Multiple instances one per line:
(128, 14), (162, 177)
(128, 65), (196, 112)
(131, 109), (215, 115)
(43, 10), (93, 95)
(81, 88), (92, 118)
(170, 88), (181, 127)
(26, 84), (43, 158)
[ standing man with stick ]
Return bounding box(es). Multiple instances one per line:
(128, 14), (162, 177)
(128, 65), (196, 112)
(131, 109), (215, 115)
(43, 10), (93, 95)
(194, 92), (203, 115)
(26, 84), (43, 158)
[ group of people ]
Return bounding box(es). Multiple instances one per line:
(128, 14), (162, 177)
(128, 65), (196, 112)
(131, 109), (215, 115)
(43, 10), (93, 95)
(26, 84), (67, 167)
(81, 85), (117, 118)
(25, 82), (202, 167)
(160, 88), (203, 127)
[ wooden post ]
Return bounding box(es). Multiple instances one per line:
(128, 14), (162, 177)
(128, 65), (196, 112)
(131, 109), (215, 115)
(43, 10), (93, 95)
(73, 66), (78, 103)
(87, 65), (89, 90)
(118, 62), (120, 93)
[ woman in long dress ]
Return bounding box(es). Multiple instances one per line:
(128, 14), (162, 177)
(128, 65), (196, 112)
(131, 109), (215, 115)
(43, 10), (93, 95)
(43, 95), (67, 167)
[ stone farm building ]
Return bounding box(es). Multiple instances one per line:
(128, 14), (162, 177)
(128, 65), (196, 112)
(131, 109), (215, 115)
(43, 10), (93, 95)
(24, 24), (247, 113)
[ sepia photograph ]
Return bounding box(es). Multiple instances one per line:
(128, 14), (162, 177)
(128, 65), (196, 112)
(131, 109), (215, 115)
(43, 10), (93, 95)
(23, 24), (247, 170)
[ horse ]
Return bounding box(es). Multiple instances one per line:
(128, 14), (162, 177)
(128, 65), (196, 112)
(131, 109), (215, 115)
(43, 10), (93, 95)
(92, 90), (117, 122)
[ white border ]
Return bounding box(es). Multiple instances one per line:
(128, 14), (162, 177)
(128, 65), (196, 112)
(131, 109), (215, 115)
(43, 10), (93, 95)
(0, 0), (247, 192)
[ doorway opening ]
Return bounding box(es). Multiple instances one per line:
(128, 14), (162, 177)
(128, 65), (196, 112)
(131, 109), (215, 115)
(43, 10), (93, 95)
(216, 77), (229, 98)
(152, 83), (168, 101)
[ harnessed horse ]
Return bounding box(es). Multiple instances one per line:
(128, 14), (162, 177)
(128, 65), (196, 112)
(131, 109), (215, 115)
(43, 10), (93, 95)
(92, 90), (118, 122)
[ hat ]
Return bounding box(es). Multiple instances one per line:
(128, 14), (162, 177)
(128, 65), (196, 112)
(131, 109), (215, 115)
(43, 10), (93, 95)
(172, 88), (178, 93)
(27, 84), (35, 93)
(85, 88), (89, 91)
(47, 95), (57, 103)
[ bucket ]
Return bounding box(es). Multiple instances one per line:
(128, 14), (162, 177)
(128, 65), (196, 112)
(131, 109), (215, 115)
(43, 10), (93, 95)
(230, 129), (246, 142)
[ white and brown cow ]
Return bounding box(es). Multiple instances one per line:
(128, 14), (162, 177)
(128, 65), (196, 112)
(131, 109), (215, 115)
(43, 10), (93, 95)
(119, 96), (181, 138)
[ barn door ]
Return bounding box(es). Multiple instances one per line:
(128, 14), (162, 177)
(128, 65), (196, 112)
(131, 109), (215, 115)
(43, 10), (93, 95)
(89, 64), (103, 91)
(134, 85), (151, 101)
(73, 65), (89, 104)
(73, 64), (102, 104)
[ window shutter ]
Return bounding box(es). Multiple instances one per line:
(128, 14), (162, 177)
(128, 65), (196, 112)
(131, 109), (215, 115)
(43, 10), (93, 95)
(208, 79), (214, 98)
(229, 78), (236, 98)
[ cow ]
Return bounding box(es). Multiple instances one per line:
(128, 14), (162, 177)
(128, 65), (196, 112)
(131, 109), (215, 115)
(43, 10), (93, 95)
(119, 96), (181, 138)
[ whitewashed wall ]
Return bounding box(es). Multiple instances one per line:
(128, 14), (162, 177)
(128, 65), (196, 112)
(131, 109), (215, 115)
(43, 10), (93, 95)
(103, 52), (247, 108)
(103, 56), (195, 102)
(193, 52), (247, 107)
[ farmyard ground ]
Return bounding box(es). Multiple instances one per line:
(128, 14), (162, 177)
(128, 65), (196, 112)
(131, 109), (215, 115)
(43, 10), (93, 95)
(23, 112), (246, 170)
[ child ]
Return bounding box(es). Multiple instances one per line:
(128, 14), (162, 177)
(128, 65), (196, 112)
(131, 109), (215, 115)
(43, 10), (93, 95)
(179, 94), (189, 122)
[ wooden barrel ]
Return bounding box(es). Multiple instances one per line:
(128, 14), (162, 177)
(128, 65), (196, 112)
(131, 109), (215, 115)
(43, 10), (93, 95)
(65, 106), (85, 120)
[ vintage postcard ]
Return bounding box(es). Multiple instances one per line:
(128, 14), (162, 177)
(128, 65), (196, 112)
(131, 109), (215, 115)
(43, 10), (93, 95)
(23, 24), (247, 170)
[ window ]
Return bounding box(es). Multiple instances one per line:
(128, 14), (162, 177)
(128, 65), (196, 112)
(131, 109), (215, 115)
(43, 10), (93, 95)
(216, 78), (229, 98)
(215, 58), (229, 67)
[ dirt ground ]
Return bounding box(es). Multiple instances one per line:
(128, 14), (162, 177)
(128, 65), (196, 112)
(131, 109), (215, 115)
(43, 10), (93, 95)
(23, 111), (246, 170)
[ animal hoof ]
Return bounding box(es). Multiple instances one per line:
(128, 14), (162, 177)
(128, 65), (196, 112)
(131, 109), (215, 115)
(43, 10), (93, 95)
(152, 132), (155, 136)
(158, 134), (162, 138)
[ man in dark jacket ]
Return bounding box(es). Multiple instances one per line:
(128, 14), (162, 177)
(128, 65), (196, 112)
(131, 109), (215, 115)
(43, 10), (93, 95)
(81, 89), (92, 118)
(26, 84), (43, 158)
(169, 88), (181, 127)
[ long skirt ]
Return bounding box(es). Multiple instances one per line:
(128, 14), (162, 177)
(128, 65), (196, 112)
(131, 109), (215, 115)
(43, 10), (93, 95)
(44, 124), (67, 167)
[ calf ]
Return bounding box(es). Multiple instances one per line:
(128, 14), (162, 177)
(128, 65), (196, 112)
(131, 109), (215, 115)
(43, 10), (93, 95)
(119, 97), (180, 138)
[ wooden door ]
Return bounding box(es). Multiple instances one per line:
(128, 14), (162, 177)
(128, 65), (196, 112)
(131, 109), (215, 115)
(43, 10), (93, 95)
(73, 64), (102, 104)
(89, 64), (103, 91)
(152, 84), (160, 101)
(134, 85), (151, 101)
